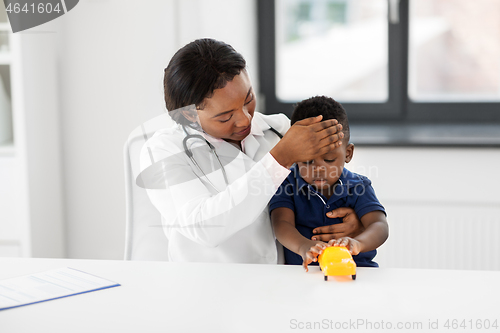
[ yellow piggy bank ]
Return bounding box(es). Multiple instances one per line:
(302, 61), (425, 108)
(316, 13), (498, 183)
(318, 246), (356, 281)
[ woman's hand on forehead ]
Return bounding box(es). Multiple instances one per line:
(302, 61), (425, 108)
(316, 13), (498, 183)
(270, 115), (344, 168)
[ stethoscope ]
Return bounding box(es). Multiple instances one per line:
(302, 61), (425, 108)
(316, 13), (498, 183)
(182, 124), (283, 192)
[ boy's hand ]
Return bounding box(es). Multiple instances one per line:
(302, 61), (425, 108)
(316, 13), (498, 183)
(312, 207), (364, 241)
(299, 241), (327, 272)
(328, 237), (362, 256)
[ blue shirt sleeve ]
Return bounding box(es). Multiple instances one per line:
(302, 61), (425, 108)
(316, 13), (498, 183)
(269, 177), (296, 214)
(351, 178), (386, 219)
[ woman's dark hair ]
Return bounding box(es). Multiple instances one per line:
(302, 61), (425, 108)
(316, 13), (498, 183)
(164, 38), (246, 125)
(291, 96), (350, 142)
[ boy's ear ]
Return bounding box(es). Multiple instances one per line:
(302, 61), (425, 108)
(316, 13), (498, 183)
(345, 143), (354, 163)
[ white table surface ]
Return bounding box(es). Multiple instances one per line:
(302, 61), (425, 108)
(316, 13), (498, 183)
(1, 258), (499, 333)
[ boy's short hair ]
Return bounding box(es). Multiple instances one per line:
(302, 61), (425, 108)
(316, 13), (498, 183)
(291, 96), (350, 142)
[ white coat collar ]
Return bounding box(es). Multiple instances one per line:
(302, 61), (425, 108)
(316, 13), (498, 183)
(242, 112), (271, 159)
(249, 112), (271, 136)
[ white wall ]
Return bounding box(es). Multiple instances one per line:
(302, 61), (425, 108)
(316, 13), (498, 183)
(16, 0), (500, 269)
(58, 0), (175, 259)
(349, 147), (500, 270)
(57, 0), (258, 259)
(0, 19), (65, 258)
(21, 22), (65, 258)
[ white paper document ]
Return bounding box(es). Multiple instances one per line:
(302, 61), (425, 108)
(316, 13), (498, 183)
(0, 267), (120, 310)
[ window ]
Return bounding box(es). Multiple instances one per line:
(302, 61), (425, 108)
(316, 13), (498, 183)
(276, 0), (388, 102)
(409, 0), (500, 102)
(258, 0), (500, 131)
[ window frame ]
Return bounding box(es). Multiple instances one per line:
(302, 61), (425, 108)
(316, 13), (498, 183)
(257, 0), (500, 129)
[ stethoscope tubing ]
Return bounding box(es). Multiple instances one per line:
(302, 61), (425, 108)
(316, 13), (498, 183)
(182, 124), (282, 192)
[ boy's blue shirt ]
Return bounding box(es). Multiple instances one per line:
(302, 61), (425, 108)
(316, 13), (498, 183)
(269, 165), (386, 267)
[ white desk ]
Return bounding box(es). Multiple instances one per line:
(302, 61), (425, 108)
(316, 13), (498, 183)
(1, 258), (499, 333)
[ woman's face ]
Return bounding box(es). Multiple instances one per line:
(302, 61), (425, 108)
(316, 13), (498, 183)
(193, 71), (256, 145)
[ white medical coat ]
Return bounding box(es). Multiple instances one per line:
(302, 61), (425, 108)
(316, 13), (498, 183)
(140, 112), (291, 263)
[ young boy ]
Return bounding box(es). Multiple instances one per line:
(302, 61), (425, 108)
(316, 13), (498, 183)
(270, 96), (389, 271)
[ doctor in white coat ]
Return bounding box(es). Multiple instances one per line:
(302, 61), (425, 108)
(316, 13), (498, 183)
(140, 39), (363, 263)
